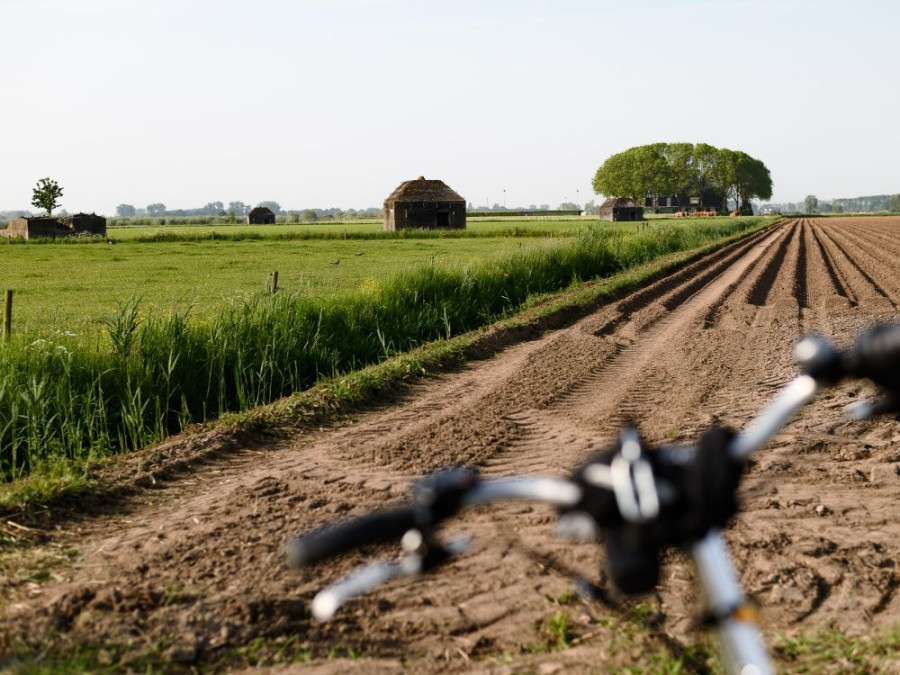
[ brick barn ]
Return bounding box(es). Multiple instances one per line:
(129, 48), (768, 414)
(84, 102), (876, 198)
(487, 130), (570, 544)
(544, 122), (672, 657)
(1, 213), (106, 240)
(599, 197), (644, 222)
(247, 206), (276, 224)
(383, 177), (466, 231)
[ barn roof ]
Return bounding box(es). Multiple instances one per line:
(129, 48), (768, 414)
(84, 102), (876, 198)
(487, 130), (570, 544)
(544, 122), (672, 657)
(385, 177), (465, 204)
(249, 206), (274, 216)
(599, 197), (640, 209)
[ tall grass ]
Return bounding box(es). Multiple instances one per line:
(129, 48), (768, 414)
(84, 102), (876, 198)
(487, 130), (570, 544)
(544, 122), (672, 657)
(0, 219), (767, 482)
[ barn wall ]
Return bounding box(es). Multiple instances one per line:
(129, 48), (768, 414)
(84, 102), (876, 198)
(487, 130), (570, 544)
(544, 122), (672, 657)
(599, 207), (644, 222)
(1, 216), (106, 239)
(2, 219), (30, 238)
(385, 201), (466, 230)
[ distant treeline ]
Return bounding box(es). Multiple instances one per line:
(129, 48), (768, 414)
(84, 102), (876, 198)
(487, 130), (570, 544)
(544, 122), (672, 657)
(467, 210), (581, 218)
(106, 213), (382, 227)
(763, 194), (900, 214)
(115, 201), (384, 221)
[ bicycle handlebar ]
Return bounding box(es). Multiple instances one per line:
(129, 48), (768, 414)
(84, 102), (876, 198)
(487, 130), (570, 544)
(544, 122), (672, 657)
(286, 477), (583, 569)
(850, 324), (900, 393)
(286, 506), (419, 568)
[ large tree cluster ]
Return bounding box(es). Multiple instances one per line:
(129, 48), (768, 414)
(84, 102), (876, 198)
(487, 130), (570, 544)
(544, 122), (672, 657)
(592, 143), (773, 213)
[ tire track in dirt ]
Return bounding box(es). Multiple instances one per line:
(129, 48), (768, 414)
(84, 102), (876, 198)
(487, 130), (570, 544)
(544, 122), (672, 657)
(490, 224), (789, 473)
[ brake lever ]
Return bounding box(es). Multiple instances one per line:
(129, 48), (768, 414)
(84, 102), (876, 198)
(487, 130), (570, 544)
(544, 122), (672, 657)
(311, 533), (471, 620)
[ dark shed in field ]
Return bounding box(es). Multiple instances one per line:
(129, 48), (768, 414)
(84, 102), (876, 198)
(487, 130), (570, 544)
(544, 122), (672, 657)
(383, 177), (466, 231)
(247, 206), (276, 224)
(1, 213), (106, 239)
(598, 197), (644, 222)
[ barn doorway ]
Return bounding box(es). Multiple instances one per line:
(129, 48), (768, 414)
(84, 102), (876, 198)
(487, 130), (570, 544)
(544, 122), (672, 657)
(436, 211), (450, 228)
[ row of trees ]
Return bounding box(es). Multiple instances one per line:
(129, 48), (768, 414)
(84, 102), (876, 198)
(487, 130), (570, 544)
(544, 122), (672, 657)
(116, 201), (284, 218)
(592, 143), (773, 213)
(114, 202), (384, 221)
(763, 194), (900, 214)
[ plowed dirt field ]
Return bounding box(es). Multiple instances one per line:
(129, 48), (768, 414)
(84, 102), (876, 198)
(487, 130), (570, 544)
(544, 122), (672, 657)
(4, 217), (900, 672)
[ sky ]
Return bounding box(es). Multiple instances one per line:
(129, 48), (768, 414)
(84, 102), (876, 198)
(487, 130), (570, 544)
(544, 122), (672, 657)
(1, 0), (898, 214)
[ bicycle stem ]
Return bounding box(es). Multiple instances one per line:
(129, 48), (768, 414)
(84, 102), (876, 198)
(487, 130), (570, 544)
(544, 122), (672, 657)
(728, 374), (819, 461)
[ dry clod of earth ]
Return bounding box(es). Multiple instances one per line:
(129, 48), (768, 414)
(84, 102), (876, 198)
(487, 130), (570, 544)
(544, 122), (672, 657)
(3, 217), (900, 671)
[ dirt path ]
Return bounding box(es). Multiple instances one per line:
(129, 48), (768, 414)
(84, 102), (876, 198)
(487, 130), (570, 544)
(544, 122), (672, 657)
(4, 217), (900, 672)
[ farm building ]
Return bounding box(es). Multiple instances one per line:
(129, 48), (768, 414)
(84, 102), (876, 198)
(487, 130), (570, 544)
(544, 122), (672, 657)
(1, 213), (106, 240)
(383, 177), (466, 231)
(643, 191), (724, 213)
(599, 197), (644, 222)
(247, 206), (276, 224)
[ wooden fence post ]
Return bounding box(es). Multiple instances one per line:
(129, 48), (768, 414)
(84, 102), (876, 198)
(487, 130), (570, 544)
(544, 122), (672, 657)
(3, 290), (12, 340)
(267, 271), (279, 294)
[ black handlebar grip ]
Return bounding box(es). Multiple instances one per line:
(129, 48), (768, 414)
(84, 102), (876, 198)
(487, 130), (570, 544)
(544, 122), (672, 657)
(286, 506), (419, 568)
(852, 324), (900, 391)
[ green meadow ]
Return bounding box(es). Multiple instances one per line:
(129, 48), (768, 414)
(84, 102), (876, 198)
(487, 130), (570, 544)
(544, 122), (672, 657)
(105, 217), (584, 240)
(4, 218), (716, 338)
(5, 231), (567, 337)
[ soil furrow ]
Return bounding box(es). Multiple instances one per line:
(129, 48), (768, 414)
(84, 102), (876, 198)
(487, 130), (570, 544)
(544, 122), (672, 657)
(746, 222), (795, 306)
(815, 223), (892, 306)
(807, 221), (857, 305)
(820, 223), (899, 307)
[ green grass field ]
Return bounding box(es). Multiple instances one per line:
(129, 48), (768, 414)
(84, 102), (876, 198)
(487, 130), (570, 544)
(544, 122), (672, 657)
(105, 218), (585, 240)
(5, 218), (741, 338)
(6, 232), (567, 337)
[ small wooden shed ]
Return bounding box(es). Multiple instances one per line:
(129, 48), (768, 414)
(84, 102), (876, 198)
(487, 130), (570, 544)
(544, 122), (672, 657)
(599, 197), (644, 222)
(1, 213), (106, 239)
(247, 206), (276, 224)
(383, 177), (466, 231)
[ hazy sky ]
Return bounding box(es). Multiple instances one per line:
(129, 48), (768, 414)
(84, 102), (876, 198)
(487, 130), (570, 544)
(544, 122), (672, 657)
(2, 0), (898, 213)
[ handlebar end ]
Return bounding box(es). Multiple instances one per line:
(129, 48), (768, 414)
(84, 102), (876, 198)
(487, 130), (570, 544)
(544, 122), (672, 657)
(795, 335), (843, 383)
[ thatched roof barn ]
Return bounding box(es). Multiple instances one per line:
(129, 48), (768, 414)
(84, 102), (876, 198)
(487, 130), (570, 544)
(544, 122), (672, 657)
(1, 213), (106, 240)
(383, 177), (466, 231)
(248, 206), (276, 225)
(599, 197), (644, 222)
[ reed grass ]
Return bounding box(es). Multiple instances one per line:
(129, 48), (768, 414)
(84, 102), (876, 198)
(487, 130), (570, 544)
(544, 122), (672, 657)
(0, 218), (768, 483)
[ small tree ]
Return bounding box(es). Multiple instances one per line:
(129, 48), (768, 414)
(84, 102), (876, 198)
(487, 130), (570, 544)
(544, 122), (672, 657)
(301, 209), (318, 223)
(804, 195), (819, 214)
(31, 177), (64, 216)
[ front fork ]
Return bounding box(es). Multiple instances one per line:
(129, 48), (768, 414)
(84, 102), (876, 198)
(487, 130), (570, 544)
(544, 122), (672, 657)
(692, 530), (772, 675)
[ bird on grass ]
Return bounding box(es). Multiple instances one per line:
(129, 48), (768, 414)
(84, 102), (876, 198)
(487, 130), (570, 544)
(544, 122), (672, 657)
(330, 259), (340, 266)
(354, 251), (364, 256)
